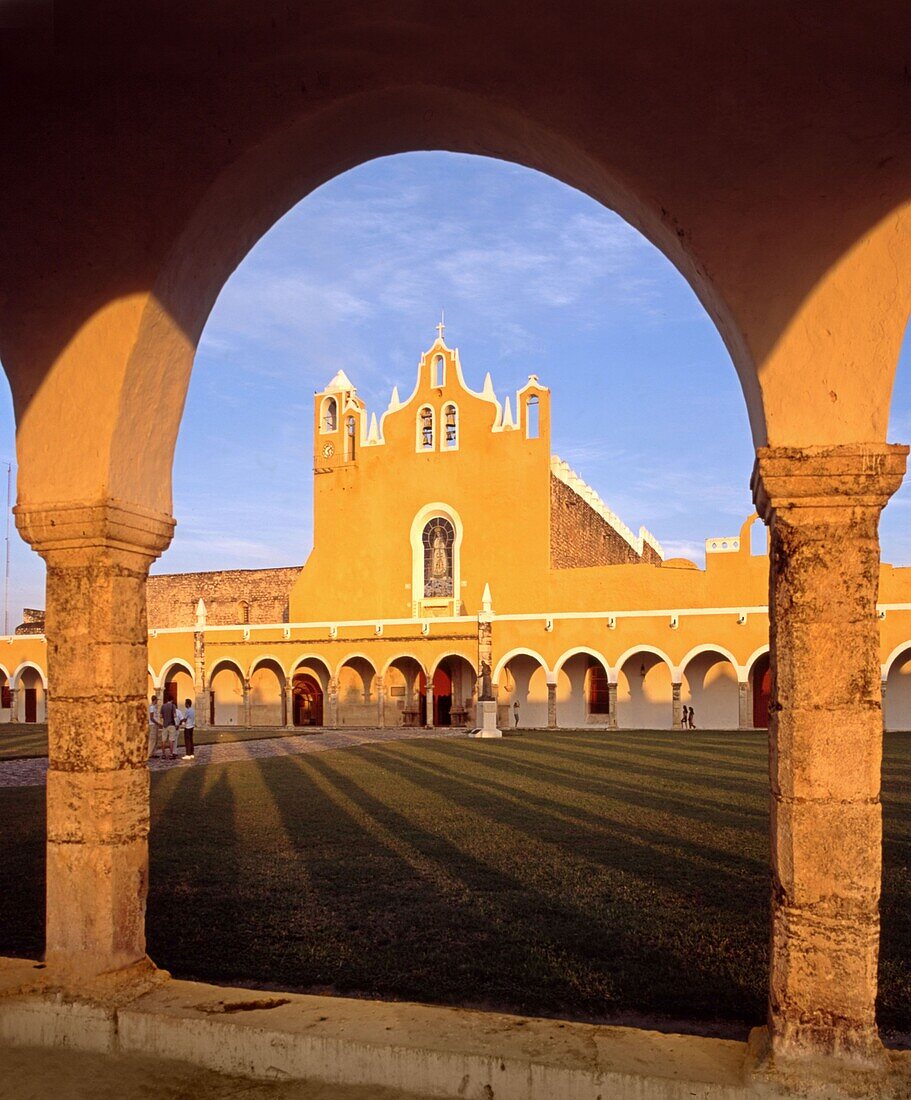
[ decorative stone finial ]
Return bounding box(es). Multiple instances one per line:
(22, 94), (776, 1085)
(195, 598), (206, 628)
(481, 583), (492, 613)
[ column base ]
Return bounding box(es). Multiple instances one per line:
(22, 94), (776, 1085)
(35, 955), (169, 1006)
(746, 1025), (892, 1095)
(471, 700), (503, 738)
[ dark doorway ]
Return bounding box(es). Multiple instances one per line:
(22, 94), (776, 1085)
(752, 654), (771, 728)
(24, 687), (37, 723)
(293, 674), (324, 727)
(433, 666), (452, 726)
(164, 681), (178, 706)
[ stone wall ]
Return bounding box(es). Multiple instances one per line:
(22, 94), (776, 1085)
(550, 475), (661, 569)
(147, 567), (301, 628)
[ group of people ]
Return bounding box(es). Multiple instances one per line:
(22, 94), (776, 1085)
(681, 705), (697, 730)
(148, 694), (196, 761)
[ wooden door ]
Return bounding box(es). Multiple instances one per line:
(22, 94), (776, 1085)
(24, 687), (37, 723)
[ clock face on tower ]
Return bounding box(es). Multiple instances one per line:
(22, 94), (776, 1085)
(321, 442), (335, 459)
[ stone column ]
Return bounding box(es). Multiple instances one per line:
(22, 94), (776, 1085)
(193, 625), (207, 730)
(327, 676), (339, 727)
(8, 686), (17, 723)
(752, 443), (907, 1070)
(547, 681), (557, 728)
(738, 680), (752, 729)
(671, 682), (683, 729)
(376, 675), (385, 727)
(607, 682), (618, 729)
(425, 683), (434, 728)
(242, 678), (252, 728)
(15, 501), (174, 984)
(283, 681), (294, 729)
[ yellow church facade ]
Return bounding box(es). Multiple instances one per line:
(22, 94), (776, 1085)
(4, 335), (911, 734)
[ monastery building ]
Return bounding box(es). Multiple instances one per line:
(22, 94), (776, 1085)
(4, 335), (911, 733)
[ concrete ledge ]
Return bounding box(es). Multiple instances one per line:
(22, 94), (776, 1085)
(1, 959), (910, 1098)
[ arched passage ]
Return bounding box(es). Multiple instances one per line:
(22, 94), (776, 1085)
(496, 652), (549, 729)
(209, 659), (245, 727)
(680, 648), (740, 730)
(290, 656), (331, 729)
(383, 655), (426, 727)
(336, 655), (376, 727)
(12, 663), (47, 724)
(249, 658), (285, 727)
(749, 651), (772, 730)
(885, 645), (911, 732)
(554, 649), (612, 729)
(160, 659), (194, 712)
(616, 649), (673, 730)
(430, 654), (476, 727)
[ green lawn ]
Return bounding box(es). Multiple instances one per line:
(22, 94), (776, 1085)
(0, 723), (296, 760)
(2, 730), (910, 1041)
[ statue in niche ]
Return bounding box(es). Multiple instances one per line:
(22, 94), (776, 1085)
(423, 518), (454, 598)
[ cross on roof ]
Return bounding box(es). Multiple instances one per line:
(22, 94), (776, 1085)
(436, 311), (445, 341)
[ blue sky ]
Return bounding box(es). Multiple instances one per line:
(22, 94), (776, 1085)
(1, 151), (910, 620)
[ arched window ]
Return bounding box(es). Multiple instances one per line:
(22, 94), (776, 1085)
(587, 662), (610, 714)
(345, 414), (356, 460)
(418, 406), (434, 450)
(422, 517), (454, 597)
(432, 354), (445, 387)
(321, 396), (337, 432)
(239, 600), (251, 625)
(526, 395), (540, 439)
(443, 403), (457, 449)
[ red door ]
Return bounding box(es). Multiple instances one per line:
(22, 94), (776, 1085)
(24, 687), (37, 723)
(433, 666), (452, 726)
(164, 681), (178, 706)
(752, 655), (771, 728)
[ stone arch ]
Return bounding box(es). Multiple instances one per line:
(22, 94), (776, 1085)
(383, 654), (428, 728)
(553, 648), (612, 729)
(11, 661), (48, 690)
(248, 656), (286, 726)
(492, 647), (552, 685)
(745, 645), (771, 680)
(208, 657), (246, 727)
(336, 653), (377, 727)
(615, 649), (674, 730)
(159, 658), (195, 712)
(290, 653), (332, 689)
(495, 650), (550, 729)
(11, 662), (47, 723)
(612, 645), (676, 685)
(430, 653), (477, 727)
(679, 647), (741, 730)
(884, 642), (911, 733)
(249, 653), (288, 680)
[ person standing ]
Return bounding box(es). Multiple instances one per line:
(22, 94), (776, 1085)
(181, 697), (196, 760)
(148, 694), (161, 758)
(513, 700), (520, 728)
(688, 706), (696, 730)
(160, 694), (178, 761)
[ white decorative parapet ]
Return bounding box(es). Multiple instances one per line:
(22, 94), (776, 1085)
(550, 456), (665, 561)
(705, 536), (741, 554)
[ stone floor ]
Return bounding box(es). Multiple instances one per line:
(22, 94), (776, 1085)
(0, 727), (466, 788)
(0, 1043), (431, 1100)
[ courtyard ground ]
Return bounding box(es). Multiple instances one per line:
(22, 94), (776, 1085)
(0, 722), (302, 760)
(1, 729), (909, 1043)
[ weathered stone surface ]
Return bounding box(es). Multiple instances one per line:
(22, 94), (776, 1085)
(753, 443), (908, 1071)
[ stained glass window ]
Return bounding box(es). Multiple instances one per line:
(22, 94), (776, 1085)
(423, 517), (454, 597)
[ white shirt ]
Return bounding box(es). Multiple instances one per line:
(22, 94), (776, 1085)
(148, 703), (159, 727)
(184, 705), (196, 729)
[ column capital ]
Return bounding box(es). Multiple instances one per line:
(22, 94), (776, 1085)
(15, 498), (175, 562)
(751, 444), (907, 523)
